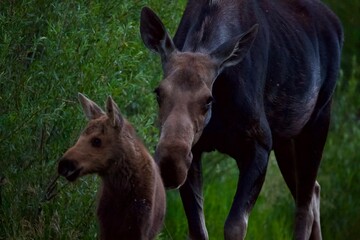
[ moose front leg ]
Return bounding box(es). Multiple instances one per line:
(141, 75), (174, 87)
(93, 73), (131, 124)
(224, 141), (270, 240)
(179, 151), (208, 240)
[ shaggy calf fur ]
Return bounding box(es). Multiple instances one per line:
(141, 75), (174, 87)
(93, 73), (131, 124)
(58, 93), (166, 240)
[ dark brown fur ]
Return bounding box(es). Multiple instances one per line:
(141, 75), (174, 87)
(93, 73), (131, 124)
(140, 1), (343, 239)
(58, 94), (166, 240)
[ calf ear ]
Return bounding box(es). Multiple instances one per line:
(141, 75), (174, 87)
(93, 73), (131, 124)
(210, 24), (259, 73)
(78, 93), (104, 120)
(106, 96), (124, 129)
(140, 7), (177, 62)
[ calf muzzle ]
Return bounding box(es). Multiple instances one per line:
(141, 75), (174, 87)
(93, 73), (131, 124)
(58, 158), (81, 182)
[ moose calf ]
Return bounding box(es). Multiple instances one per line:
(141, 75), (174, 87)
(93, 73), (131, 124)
(58, 93), (166, 240)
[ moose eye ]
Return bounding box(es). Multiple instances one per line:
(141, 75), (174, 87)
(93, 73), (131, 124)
(91, 137), (102, 148)
(204, 96), (214, 110)
(206, 96), (213, 105)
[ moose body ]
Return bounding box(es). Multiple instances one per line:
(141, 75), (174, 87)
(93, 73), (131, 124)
(58, 94), (166, 240)
(140, 0), (343, 239)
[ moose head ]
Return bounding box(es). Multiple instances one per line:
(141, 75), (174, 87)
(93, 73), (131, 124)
(140, 7), (258, 188)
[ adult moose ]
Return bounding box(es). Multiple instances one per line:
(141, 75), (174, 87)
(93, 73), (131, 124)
(140, 0), (343, 239)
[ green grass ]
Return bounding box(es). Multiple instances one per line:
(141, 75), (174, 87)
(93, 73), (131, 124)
(0, 1), (359, 239)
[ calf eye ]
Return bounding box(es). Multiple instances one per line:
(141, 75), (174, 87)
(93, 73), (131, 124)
(91, 137), (102, 148)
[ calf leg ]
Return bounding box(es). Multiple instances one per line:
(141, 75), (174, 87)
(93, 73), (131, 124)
(224, 141), (270, 240)
(180, 151), (208, 240)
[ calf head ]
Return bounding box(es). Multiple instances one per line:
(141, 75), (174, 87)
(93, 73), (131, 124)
(58, 93), (127, 181)
(140, 7), (258, 188)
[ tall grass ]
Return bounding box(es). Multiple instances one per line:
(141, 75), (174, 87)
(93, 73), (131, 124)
(0, 1), (359, 239)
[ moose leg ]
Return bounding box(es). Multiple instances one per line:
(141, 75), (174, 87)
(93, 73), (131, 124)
(293, 102), (331, 240)
(273, 138), (297, 199)
(274, 138), (320, 239)
(179, 151), (208, 240)
(224, 142), (270, 240)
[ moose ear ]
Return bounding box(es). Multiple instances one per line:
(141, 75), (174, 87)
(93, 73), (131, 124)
(210, 24), (259, 73)
(78, 93), (104, 120)
(140, 7), (177, 62)
(106, 96), (124, 129)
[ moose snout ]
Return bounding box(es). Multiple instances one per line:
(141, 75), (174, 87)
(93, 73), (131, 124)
(58, 158), (81, 182)
(155, 143), (193, 189)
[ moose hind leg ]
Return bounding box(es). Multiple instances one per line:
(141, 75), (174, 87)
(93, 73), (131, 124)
(310, 181), (322, 240)
(294, 181), (322, 240)
(273, 137), (297, 199)
(293, 102), (331, 240)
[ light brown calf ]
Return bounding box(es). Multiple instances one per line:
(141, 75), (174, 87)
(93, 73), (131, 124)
(58, 93), (166, 240)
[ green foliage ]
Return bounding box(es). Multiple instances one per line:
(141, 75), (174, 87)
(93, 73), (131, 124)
(323, 0), (360, 78)
(319, 57), (360, 239)
(0, 0), (359, 239)
(0, 0), (185, 239)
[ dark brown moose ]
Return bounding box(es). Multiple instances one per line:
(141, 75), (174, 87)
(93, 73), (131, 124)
(58, 93), (166, 240)
(140, 1), (343, 239)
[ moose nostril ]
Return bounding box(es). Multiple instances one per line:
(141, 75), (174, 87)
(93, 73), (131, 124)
(58, 158), (76, 176)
